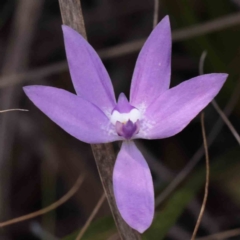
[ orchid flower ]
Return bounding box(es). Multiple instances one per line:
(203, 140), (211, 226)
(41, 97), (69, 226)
(23, 16), (227, 233)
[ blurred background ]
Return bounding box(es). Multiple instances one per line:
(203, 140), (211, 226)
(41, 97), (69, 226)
(0, 0), (240, 239)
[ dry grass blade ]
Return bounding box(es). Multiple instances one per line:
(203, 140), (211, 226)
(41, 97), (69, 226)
(76, 193), (106, 240)
(211, 100), (240, 145)
(0, 109), (28, 113)
(2, 13), (240, 88)
(98, 13), (240, 59)
(196, 227), (240, 240)
(199, 51), (208, 75)
(0, 61), (68, 88)
(0, 174), (85, 228)
(153, 0), (159, 28)
(191, 113), (210, 240)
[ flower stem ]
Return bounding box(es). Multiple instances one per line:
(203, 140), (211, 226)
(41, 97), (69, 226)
(58, 1), (141, 239)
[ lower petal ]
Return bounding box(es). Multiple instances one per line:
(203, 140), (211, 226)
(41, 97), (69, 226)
(113, 141), (154, 233)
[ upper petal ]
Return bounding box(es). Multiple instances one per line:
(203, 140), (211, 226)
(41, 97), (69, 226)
(138, 73), (228, 139)
(24, 86), (120, 144)
(62, 25), (116, 114)
(130, 16), (171, 109)
(113, 141), (154, 233)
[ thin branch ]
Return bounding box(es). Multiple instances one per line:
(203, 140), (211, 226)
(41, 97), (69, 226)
(199, 51), (207, 75)
(76, 193), (106, 240)
(0, 109), (28, 113)
(196, 228), (240, 240)
(0, 174), (85, 228)
(58, 1), (140, 239)
(1, 13), (240, 88)
(153, 0), (159, 28)
(191, 113), (210, 240)
(96, 13), (240, 59)
(211, 100), (240, 145)
(0, 61), (68, 88)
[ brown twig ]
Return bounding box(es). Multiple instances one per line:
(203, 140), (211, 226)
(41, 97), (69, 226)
(58, 1), (140, 239)
(196, 228), (240, 240)
(95, 13), (240, 59)
(191, 113), (210, 240)
(199, 51), (208, 75)
(2, 13), (240, 88)
(76, 193), (106, 240)
(211, 100), (240, 145)
(0, 61), (68, 88)
(0, 109), (28, 113)
(0, 174), (85, 228)
(153, 0), (159, 28)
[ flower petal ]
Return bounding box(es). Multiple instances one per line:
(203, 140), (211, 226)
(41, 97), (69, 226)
(138, 73), (228, 139)
(24, 86), (120, 143)
(62, 25), (116, 113)
(113, 141), (154, 233)
(130, 16), (171, 108)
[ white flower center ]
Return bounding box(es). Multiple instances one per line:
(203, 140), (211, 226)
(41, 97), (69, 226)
(110, 108), (141, 125)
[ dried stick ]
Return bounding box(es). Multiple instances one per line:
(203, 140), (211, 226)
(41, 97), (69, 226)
(0, 174), (85, 228)
(191, 113), (210, 240)
(211, 100), (240, 145)
(2, 13), (240, 88)
(0, 109), (28, 113)
(153, 0), (159, 28)
(76, 193), (106, 240)
(196, 227), (240, 240)
(96, 13), (240, 59)
(58, 1), (140, 239)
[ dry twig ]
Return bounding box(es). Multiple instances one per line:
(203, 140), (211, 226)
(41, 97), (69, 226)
(0, 174), (85, 228)
(76, 193), (106, 240)
(0, 109), (28, 113)
(211, 100), (240, 145)
(1, 13), (240, 88)
(191, 113), (210, 240)
(196, 227), (240, 240)
(153, 0), (159, 28)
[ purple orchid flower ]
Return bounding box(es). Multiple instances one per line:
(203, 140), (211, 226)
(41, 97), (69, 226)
(23, 16), (227, 233)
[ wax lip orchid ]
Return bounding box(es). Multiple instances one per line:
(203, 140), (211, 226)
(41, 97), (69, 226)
(23, 16), (227, 233)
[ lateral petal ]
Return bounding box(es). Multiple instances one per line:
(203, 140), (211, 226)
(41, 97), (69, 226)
(62, 25), (116, 114)
(113, 141), (154, 233)
(130, 16), (171, 109)
(24, 86), (120, 144)
(139, 73), (228, 139)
